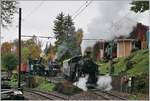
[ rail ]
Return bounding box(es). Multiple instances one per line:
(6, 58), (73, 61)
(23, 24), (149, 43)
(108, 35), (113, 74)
(91, 89), (127, 100)
(24, 88), (68, 100)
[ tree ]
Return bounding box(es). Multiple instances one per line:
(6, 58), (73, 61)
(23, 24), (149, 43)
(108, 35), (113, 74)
(53, 13), (82, 63)
(53, 12), (65, 48)
(44, 43), (56, 61)
(2, 52), (18, 78)
(22, 47), (30, 64)
(1, 1), (18, 27)
(12, 37), (42, 64)
(130, 1), (149, 13)
(75, 28), (83, 47)
(64, 15), (75, 39)
(75, 28), (83, 55)
(1, 42), (12, 54)
(24, 38), (42, 59)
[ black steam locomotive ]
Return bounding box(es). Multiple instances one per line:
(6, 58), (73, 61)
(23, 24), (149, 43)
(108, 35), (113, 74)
(28, 57), (60, 76)
(63, 55), (99, 89)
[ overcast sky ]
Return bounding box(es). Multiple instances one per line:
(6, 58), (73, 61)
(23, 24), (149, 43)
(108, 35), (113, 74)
(1, 1), (149, 53)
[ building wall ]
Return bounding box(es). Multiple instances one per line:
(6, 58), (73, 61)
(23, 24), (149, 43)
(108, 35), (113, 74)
(99, 49), (104, 59)
(117, 40), (132, 57)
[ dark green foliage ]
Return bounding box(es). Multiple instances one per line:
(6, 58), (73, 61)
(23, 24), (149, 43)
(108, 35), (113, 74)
(130, 1), (149, 13)
(1, 1), (18, 27)
(53, 12), (82, 62)
(53, 12), (66, 47)
(132, 73), (149, 93)
(100, 49), (149, 76)
(2, 53), (18, 71)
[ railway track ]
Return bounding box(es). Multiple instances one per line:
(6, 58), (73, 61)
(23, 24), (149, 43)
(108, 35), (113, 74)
(24, 89), (68, 100)
(91, 89), (127, 100)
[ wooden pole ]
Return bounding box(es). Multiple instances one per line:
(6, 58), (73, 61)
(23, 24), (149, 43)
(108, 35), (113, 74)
(18, 8), (22, 89)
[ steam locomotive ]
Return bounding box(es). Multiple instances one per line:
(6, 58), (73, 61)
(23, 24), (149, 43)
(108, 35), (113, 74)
(28, 54), (99, 88)
(63, 55), (99, 89)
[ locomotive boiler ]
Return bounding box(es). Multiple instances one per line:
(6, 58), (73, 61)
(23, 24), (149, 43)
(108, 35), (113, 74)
(63, 55), (99, 89)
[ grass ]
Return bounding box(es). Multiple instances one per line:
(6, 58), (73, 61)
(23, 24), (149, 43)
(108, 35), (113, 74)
(34, 76), (56, 92)
(128, 93), (149, 100)
(36, 81), (55, 92)
(8, 74), (18, 88)
(99, 49), (149, 76)
(127, 49), (149, 76)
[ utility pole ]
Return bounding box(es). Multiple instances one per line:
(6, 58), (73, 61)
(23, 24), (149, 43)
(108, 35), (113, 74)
(18, 8), (22, 89)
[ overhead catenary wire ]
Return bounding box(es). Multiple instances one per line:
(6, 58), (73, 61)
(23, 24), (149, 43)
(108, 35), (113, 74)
(21, 34), (106, 41)
(72, 0), (93, 20)
(71, 0), (89, 17)
(22, 1), (44, 21)
(21, 35), (54, 39)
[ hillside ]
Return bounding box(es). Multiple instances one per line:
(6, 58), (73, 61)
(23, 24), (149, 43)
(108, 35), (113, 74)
(99, 49), (149, 76)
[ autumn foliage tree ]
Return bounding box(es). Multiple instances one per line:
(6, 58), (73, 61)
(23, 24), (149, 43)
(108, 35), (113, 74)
(1, 42), (12, 54)
(12, 37), (42, 64)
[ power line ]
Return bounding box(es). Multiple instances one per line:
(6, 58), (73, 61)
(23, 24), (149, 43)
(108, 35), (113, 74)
(21, 35), (54, 39)
(72, 0), (88, 17)
(22, 1), (44, 21)
(72, 0), (93, 20)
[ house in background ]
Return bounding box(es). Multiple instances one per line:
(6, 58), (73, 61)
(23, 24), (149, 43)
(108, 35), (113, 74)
(128, 23), (149, 49)
(115, 39), (134, 57)
(93, 41), (105, 61)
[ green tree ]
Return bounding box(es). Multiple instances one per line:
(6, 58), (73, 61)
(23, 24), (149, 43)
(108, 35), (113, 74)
(22, 47), (30, 64)
(2, 53), (18, 78)
(12, 37), (42, 64)
(64, 15), (75, 39)
(53, 13), (82, 62)
(24, 37), (42, 59)
(53, 12), (65, 48)
(130, 1), (149, 13)
(1, 1), (18, 27)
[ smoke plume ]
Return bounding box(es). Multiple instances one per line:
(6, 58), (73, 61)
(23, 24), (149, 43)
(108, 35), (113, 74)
(81, 1), (138, 54)
(73, 74), (112, 91)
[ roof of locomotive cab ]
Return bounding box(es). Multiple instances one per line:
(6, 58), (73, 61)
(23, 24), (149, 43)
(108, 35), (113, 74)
(63, 55), (82, 63)
(69, 55), (82, 62)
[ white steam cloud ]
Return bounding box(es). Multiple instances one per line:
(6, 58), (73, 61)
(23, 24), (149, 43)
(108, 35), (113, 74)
(81, 1), (140, 54)
(73, 74), (112, 91)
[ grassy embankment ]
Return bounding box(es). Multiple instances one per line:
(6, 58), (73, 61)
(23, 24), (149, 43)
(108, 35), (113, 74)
(98, 49), (149, 100)
(99, 49), (149, 76)
(31, 76), (56, 92)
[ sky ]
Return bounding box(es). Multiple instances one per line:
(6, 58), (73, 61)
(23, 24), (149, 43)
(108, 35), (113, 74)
(1, 0), (149, 54)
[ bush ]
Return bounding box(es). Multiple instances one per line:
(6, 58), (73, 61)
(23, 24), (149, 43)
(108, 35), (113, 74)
(132, 73), (149, 93)
(31, 76), (56, 92)
(9, 74), (18, 88)
(36, 81), (55, 92)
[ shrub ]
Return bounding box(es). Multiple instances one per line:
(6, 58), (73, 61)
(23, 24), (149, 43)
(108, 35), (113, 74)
(36, 81), (55, 92)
